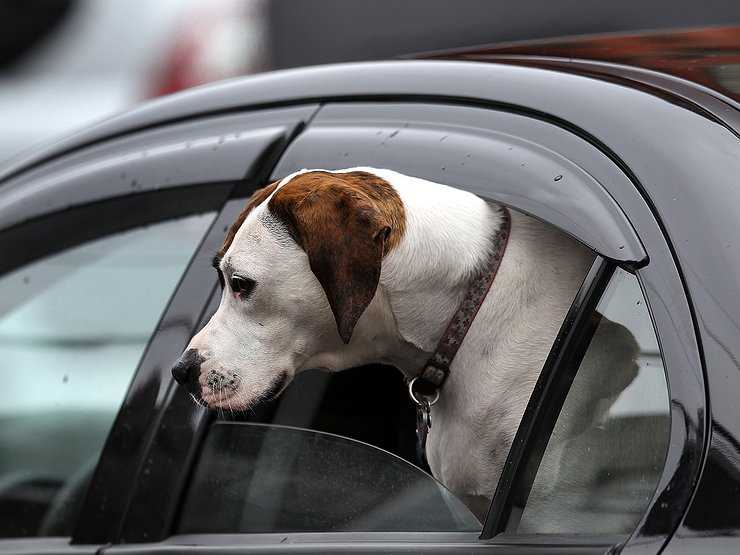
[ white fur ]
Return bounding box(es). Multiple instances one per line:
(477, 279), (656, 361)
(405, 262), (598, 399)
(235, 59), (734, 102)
(184, 167), (598, 517)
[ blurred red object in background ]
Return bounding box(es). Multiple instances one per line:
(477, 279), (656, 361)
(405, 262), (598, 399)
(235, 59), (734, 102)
(150, 0), (267, 98)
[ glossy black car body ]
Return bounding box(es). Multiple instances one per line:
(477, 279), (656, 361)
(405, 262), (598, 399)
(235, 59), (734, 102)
(1, 28), (739, 554)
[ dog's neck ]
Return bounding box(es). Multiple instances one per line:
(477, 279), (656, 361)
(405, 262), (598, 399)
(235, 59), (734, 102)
(376, 170), (505, 366)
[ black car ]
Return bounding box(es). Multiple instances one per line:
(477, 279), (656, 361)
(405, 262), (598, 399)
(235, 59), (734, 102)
(1, 27), (739, 554)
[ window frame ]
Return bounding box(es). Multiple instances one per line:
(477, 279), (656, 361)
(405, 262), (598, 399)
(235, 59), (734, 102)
(0, 184), (229, 278)
(88, 97), (702, 553)
(0, 105), (317, 552)
(259, 100), (702, 553)
(68, 108), (318, 545)
(0, 185), (230, 547)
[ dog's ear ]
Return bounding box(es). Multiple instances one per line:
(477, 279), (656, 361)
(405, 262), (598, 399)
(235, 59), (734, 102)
(269, 172), (402, 343)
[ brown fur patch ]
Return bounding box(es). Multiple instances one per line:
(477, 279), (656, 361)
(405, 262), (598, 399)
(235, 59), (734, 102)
(217, 181), (279, 258)
(268, 171), (406, 342)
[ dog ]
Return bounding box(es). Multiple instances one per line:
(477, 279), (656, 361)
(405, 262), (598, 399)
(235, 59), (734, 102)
(171, 167), (638, 521)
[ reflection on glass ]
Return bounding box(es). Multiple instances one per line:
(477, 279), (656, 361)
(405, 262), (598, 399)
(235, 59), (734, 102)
(0, 212), (214, 537)
(517, 267), (670, 535)
(178, 422), (481, 533)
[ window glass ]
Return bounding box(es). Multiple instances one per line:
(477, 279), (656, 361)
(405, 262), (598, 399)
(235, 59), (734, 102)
(0, 211), (215, 538)
(178, 422), (481, 533)
(515, 267), (670, 535)
(175, 365), (487, 533)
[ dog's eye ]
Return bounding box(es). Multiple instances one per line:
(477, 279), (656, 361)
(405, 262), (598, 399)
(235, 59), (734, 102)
(230, 275), (255, 297)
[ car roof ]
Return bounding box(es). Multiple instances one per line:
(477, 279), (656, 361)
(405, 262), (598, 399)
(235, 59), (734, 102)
(420, 25), (740, 104)
(2, 50), (739, 184)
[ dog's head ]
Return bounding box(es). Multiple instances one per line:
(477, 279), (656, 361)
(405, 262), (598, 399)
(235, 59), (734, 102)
(171, 170), (405, 410)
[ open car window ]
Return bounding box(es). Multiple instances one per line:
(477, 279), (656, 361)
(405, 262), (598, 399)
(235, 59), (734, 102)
(171, 203), (669, 543)
(172, 202), (603, 534)
(111, 100), (684, 549)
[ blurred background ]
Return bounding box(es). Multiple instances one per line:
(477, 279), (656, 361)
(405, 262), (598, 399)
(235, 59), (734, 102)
(2, 0), (740, 167)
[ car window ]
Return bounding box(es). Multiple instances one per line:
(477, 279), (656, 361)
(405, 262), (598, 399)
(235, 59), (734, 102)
(178, 422), (481, 534)
(172, 201), (601, 535)
(510, 267), (670, 535)
(0, 210), (215, 538)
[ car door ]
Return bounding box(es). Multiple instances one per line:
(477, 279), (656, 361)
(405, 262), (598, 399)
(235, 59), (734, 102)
(93, 80), (704, 553)
(0, 104), (319, 554)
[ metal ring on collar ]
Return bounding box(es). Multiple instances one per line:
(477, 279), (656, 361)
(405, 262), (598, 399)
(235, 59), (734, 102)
(408, 376), (440, 407)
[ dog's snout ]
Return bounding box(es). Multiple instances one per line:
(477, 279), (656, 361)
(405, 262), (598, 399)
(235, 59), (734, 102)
(172, 348), (203, 385)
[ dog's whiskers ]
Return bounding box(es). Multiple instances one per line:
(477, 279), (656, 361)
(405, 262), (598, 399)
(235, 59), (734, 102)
(226, 388), (234, 417)
(188, 392), (208, 409)
(217, 388), (225, 420)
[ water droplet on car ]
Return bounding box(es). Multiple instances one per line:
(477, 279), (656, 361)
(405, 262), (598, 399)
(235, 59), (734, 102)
(22, 276), (30, 284)
(618, 245), (624, 250)
(554, 175), (563, 181)
(389, 130), (399, 138)
(439, 135), (448, 142)
(62, 375), (69, 384)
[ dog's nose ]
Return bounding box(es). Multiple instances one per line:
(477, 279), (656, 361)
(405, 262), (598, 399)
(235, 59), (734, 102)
(171, 348), (203, 385)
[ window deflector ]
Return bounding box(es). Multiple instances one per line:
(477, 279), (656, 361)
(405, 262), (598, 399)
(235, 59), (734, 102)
(271, 103), (647, 265)
(481, 256), (614, 539)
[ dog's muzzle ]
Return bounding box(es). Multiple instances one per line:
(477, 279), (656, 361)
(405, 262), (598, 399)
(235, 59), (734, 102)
(206, 369), (241, 393)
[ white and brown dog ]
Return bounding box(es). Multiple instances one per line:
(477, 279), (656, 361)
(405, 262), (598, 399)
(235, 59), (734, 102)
(171, 167), (636, 519)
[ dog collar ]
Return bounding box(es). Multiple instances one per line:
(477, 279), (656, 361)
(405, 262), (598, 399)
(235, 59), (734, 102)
(410, 206), (512, 399)
(408, 206), (511, 468)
